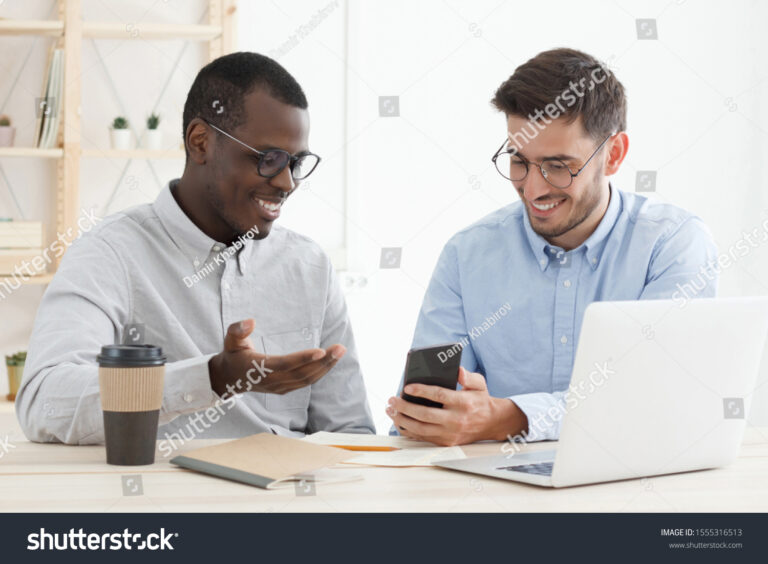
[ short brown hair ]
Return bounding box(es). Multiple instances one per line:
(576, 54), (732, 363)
(491, 48), (626, 141)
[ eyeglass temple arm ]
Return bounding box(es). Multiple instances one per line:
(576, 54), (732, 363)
(205, 121), (266, 157)
(573, 133), (615, 176)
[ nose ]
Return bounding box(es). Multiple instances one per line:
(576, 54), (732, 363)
(520, 165), (561, 203)
(269, 164), (295, 195)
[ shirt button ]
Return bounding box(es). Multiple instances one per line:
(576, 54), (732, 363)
(183, 393), (194, 403)
(540, 259), (547, 267)
(549, 248), (556, 254)
(223, 282), (231, 291)
(213, 245), (223, 252)
(563, 280), (571, 288)
(193, 259), (200, 267)
(560, 335), (568, 344)
(592, 257), (598, 264)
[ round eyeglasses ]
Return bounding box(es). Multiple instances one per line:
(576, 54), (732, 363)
(204, 119), (321, 181)
(492, 133), (613, 189)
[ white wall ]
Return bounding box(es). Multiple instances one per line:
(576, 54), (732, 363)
(1, 1), (767, 432)
(243, 0), (768, 431)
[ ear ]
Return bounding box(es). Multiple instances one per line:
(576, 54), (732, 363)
(185, 118), (211, 165)
(604, 132), (629, 176)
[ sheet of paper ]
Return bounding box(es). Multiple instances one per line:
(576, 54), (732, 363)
(304, 431), (437, 449)
(341, 446), (466, 467)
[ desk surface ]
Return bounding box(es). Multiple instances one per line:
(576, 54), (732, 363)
(1, 401), (767, 512)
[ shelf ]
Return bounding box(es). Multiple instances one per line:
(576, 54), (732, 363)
(0, 147), (63, 158)
(82, 22), (222, 40)
(0, 20), (221, 41)
(81, 148), (185, 159)
(0, 19), (64, 37)
(0, 273), (54, 285)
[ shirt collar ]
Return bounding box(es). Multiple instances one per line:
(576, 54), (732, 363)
(522, 183), (621, 272)
(154, 179), (227, 268)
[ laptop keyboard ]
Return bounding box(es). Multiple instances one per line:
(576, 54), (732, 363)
(495, 462), (554, 476)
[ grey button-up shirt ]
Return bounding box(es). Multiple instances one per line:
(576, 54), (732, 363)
(16, 180), (374, 445)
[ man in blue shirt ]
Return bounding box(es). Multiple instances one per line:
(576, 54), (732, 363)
(386, 48), (718, 445)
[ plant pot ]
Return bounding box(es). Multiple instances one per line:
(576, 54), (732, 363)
(110, 128), (132, 150)
(144, 129), (162, 150)
(0, 126), (15, 147)
(6, 363), (23, 401)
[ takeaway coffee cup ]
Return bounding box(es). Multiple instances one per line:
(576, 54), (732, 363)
(98, 344), (166, 465)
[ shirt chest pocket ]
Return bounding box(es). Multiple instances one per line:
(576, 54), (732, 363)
(258, 326), (320, 411)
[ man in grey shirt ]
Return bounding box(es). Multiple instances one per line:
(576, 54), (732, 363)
(16, 52), (374, 445)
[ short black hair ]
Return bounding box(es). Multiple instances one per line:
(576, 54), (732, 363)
(182, 51), (308, 152)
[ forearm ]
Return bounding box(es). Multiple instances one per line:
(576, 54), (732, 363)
(487, 397), (529, 441)
(18, 355), (218, 445)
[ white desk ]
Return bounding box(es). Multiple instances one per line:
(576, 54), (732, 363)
(2, 401), (767, 512)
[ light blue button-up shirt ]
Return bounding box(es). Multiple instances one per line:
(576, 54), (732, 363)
(406, 184), (718, 441)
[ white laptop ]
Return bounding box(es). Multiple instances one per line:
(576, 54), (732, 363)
(435, 297), (768, 487)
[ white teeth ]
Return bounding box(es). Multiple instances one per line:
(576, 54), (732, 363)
(257, 199), (282, 212)
(532, 199), (564, 211)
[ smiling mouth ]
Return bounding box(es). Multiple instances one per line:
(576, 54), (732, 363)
(531, 198), (566, 211)
(250, 194), (286, 220)
(256, 198), (282, 212)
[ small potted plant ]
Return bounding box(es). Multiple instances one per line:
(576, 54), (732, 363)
(110, 116), (131, 150)
(5, 351), (26, 401)
(144, 113), (161, 150)
(0, 115), (15, 147)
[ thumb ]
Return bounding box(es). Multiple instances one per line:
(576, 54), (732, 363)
(223, 319), (255, 351)
(458, 367), (488, 392)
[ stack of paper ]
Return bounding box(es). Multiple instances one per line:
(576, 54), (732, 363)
(304, 432), (467, 467)
(0, 221), (45, 276)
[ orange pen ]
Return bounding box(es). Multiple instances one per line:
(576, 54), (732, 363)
(330, 445), (400, 452)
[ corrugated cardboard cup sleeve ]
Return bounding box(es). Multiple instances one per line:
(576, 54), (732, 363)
(99, 366), (164, 412)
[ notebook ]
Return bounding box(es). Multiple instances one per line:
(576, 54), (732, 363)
(170, 433), (359, 489)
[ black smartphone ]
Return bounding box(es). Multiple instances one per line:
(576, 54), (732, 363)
(401, 343), (463, 408)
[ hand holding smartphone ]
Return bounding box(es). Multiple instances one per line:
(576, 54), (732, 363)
(401, 343), (462, 408)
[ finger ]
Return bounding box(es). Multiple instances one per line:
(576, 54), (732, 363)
(458, 367), (488, 391)
(268, 353), (342, 393)
(287, 355), (340, 389)
(223, 319), (256, 352)
(402, 383), (463, 407)
(389, 410), (441, 438)
(280, 344), (344, 377)
(391, 395), (448, 425)
(264, 347), (328, 371)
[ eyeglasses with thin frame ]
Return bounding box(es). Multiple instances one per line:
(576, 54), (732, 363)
(492, 133), (614, 189)
(202, 119), (321, 182)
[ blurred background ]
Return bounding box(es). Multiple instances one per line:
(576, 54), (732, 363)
(1, 0), (767, 433)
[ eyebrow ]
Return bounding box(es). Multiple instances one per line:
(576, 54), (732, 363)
(244, 145), (310, 157)
(505, 144), (578, 162)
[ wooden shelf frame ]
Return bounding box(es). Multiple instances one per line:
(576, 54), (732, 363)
(0, 1), (238, 286)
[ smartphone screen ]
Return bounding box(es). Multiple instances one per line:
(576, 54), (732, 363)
(401, 343), (462, 408)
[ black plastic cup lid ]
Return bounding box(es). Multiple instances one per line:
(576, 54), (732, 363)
(97, 344), (166, 367)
